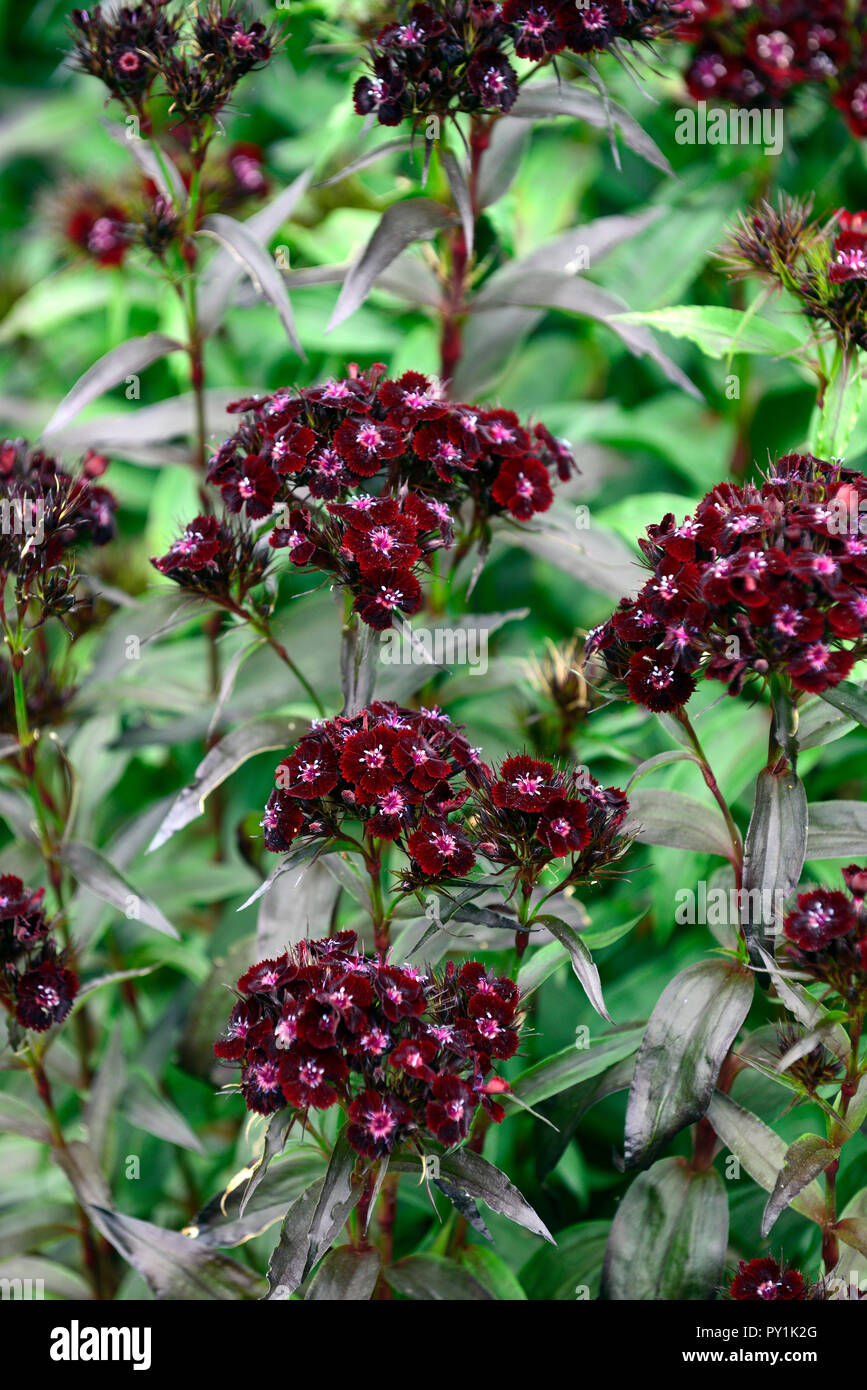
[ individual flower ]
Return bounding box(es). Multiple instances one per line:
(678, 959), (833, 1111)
(784, 888), (857, 950)
(729, 1257), (807, 1301)
(12, 953), (79, 1033)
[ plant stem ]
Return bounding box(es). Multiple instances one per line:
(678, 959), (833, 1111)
(673, 707), (744, 884)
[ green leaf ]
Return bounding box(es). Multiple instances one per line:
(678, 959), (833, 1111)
(513, 1027), (645, 1107)
(818, 681), (867, 729)
(835, 1219), (867, 1259)
(60, 841), (179, 939)
(741, 768), (807, 973)
(626, 787), (736, 859)
(624, 958), (753, 1169)
(516, 939), (568, 999)
(510, 79), (673, 176)
(385, 1253), (495, 1301)
(0, 1093), (52, 1144)
(533, 913), (610, 1020)
(762, 1135), (839, 1237)
(302, 1129), (361, 1280)
(88, 1206), (264, 1300)
(705, 1092), (826, 1226)
(611, 306), (806, 360)
(811, 350), (864, 457)
(304, 1246), (381, 1301)
(521, 1220), (610, 1300)
(459, 1246), (527, 1300)
(806, 801), (867, 859)
(389, 1147), (554, 1243)
(602, 1159), (728, 1300)
(327, 199), (455, 331)
(41, 333), (182, 438)
(147, 716), (307, 853)
(200, 213), (304, 357)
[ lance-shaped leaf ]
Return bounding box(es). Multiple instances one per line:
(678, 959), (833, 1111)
(316, 137), (414, 188)
(818, 680), (867, 729)
(433, 1176), (493, 1243)
(189, 1149), (325, 1249)
(327, 198), (455, 331)
(197, 168), (313, 336)
(522, 1220), (609, 1300)
(476, 116), (529, 208)
(385, 1254), (495, 1301)
(389, 1146), (553, 1243)
(147, 716), (305, 853)
(806, 800), (867, 859)
(512, 1026), (644, 1107)
(305, 1246), (382, 1301)
(601, 1159), (728, 1300)
(533, 913), (611, 1021)
(474, 272), (700, 400)
(757, 948), (850, 1066)
(762, 1135), (839, 1236)
(199, 213), (304, 357)
(624, 958), (753, 1169)
(706, 1092), (826, 1225)
(60, 841), (178, 939)
(611, 305), (806, 360)
(265, 1181), (324, 1299)
(0, 1093), (52, 1143)
(41, 333), (183, 437)
(441, 149), (474, 257)
(258, 857), (341, 958)
(741, 767), (807, 975)
(88, 1206), (263, 1300)
(302, 1129), (361, 1280)
(510, 80), (673, 176)
(626, 787), (736, 860)
(535, 1056), (636, 1179)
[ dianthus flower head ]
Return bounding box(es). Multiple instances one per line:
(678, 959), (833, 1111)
(352, 0), (670, 133)
(589, 455), (867, 711)
(214, 930), (519, 1158)
(0, 880), (79, 1035)
(729, 1256), (807, 1301)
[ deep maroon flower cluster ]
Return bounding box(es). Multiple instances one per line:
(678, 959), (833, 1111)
(150, 511), (270, 604)
(729, 1256), (806, 1300)
(353, 0), (670, 128)
(588, 455), (867, 712)
(262, 704), (630, 900)
(0, 877), (79, 1033)
(214, 930), (518, 1157)
(263, 702), (485, 874)
(467, 756), (630, 885)
(674, 0), (867, 133)
(0, 440), (117, 624)
(783, 866), (867, 1001)
(154, 366), (574, 625)
(70, 1), (276, 128)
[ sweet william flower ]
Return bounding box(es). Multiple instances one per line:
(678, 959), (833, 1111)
(14, 956), (79, 1032)
(730, 1257), (806, 1301)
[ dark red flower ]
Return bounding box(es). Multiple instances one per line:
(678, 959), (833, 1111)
(730, 1257), (807, 1301)
(491, 457), (553, 520)
(491, 755), (556, 811)
(374, 964), (426, 1023)
(339, 727), (400, 798)
(625, 648), (697, 712)
(240, 1048), (285, 1114)
(15, 958), (79, 1032)
(388, 1036), (437, 1082)
(214, 1000), (260, 1060)
(152, 515), (221, 574)
(261, 790), (304, 852)
(333, 418), (404, 477)
(347, 1088), (412, 1156)
(276, 741), (339, 799)
(425, 1075), (474, 1145)
(352, 568), (423, 630)
(279, 1044), (348, 1109)
(784, 889), (857, 950)
(407, 817), (476, 877)
(220, 456), (279, 518)
(536, 796), (590, 856)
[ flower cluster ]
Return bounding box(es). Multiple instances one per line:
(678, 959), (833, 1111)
(262, 703), (630, 907)
(0, 440), (117, 628)
(51, 141), (269, 269)
(588, 455), (867, 712)
(70, 1), (277, 131)
(459, 756), (630, 893)
(727, 199), (867, 354)
(154, 366), (576, 623)
(673, 0), (867, 134)
(263, 701), (485, 868)
(0, 877), (79, 1033)
(729, 1256), (806, 1301)
(783, 865), (867, 1004)
(214, 930), (518, 1158)
(353, 0), (670, 128)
